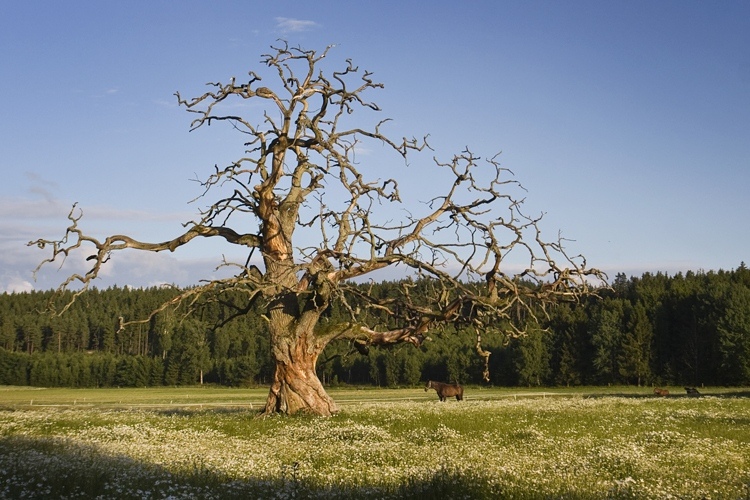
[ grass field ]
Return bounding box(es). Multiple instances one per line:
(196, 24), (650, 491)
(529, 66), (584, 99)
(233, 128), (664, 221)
(0, 385), (748, 499)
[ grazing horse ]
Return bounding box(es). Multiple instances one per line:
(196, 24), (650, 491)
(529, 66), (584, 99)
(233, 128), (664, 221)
(425, 380), (464, 401)
(653, 388), (669, 397)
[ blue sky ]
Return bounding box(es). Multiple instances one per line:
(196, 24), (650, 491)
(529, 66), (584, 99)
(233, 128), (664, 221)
(1, 1), (749, 293)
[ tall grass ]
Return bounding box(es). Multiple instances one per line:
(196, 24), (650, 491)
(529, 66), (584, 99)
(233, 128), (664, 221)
(0, 387), (748, 498)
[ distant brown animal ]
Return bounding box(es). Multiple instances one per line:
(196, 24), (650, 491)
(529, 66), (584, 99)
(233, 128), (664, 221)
(653, 388), (670, 397)
(425, 380), (464, 401)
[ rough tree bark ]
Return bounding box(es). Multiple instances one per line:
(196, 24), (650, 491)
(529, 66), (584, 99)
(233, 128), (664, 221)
(30, 42), (606, 416)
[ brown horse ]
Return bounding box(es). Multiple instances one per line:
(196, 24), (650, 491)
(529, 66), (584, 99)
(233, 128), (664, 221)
(425, 380), (464, 401)
(653, 388), (670, 397)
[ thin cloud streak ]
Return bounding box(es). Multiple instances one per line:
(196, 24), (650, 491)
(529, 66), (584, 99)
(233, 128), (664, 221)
(0, 196), (194, 223)
(275, 17), (318, 34)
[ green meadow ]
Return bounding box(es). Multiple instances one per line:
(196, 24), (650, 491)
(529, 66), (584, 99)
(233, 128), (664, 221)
(0, 386), (748, 499)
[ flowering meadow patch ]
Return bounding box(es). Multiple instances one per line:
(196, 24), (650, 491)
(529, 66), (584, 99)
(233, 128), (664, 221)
(0, 390), (748, 498)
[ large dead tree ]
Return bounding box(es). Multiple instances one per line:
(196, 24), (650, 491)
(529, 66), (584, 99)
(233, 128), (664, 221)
(30, 43), (605, 416)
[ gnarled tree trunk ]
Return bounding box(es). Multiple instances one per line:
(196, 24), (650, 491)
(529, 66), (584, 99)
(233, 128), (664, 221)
(30, 43), (607, 419)
(263, 337), (337, 416)
(260, 286), (338, 416)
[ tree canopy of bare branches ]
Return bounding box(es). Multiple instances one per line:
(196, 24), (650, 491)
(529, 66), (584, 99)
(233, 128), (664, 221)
(30, 42), (606, 415)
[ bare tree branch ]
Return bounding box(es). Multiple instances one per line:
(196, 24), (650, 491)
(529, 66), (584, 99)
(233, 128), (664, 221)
(31, 43), (606, 414)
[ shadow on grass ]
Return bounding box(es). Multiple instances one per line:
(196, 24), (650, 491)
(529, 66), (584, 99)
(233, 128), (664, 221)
(0, 435), (599, 500)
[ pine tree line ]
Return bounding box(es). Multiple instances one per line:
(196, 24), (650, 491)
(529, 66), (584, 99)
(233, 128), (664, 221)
(1, 263), (749, 388)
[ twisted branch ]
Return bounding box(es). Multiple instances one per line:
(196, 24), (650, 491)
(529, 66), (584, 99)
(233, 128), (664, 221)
(30, 43), (607, 382)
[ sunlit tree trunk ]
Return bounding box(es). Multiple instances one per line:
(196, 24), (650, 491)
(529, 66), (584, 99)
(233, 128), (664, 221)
(30, 42), (607, 417)
(263, 335), (337, 416)
(261, 291), (337, 415)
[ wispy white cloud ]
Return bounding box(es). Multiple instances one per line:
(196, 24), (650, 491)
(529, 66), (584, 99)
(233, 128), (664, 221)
(0, 238), (50, 292)
(24, 171), (58, 188)
(23, 172), (59, 203)
(275, 17), (318, 34)
(11, 247), (248, 292)
(153, 98), (177, 108)
(1, 273), (34, 294)
(0, 198), (254, 292)
(81, 204), (194, 223)
(0, 194), (193, 223)
(0, 199), (67, 220)
(0, 192), (206, 293)
(0, 239), (191, 292)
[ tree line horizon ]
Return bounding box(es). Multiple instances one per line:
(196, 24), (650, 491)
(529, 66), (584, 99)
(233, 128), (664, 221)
(1, 262), (748, 389)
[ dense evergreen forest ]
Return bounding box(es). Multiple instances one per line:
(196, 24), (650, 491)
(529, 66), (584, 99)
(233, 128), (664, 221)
(1, 263), (749, 388)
